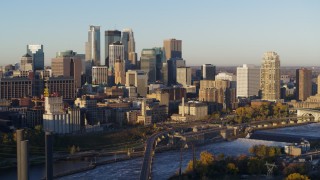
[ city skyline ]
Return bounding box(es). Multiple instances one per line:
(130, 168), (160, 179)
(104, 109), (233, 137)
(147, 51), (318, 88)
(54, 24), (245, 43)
(0, 0), (320, 66)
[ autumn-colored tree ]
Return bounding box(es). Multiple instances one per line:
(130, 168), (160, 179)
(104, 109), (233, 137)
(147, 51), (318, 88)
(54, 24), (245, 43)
(226, 163), (239, 174)
(283, 163), (307, 176)
(69, 145), (76, 154)
(185, 160), (199, 173)
(286, 173), (310, 180)
(249, 145), (281, 158)
(199, 151), (214, 166)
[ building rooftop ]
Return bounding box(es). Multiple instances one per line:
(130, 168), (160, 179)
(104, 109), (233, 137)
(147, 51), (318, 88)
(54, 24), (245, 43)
(22, 53), (32, 58)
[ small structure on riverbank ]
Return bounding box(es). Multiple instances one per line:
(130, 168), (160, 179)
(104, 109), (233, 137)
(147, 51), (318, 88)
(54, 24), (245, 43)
(284, 139), (310, 156)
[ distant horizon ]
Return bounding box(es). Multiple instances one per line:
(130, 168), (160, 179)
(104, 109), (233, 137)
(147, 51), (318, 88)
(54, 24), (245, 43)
(1, 1), (319, 67)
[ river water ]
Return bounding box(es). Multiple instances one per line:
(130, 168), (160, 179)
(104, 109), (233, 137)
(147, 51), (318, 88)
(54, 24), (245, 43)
(1, 123), (319, 180)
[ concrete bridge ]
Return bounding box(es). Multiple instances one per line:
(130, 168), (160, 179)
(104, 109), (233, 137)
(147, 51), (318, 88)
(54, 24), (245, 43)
(297, 108), (320, 122)
(139, 131), (168, 180)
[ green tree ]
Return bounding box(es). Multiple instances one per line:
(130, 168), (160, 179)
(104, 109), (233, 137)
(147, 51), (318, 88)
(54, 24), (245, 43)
(286, 173), (310, 180)
(283, 163), (307, 176)
(247, 157), (265, 174)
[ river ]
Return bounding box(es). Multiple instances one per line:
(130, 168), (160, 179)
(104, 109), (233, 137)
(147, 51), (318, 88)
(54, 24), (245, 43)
(1, 123), (319, 180)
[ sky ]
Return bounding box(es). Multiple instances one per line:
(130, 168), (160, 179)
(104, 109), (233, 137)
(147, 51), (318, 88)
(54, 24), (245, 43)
(0, 0), (320, 66)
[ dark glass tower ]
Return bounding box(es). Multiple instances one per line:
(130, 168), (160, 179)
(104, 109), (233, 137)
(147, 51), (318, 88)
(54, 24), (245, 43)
(27, 44), (44, 71)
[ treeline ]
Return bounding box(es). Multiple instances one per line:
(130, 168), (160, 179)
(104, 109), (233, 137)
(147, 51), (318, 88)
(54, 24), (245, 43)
(170, 145), (316, 179)
(234, 103), (289, 123)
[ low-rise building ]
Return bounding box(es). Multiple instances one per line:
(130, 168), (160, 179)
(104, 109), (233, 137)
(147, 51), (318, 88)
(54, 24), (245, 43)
(171, 98), (208, 122)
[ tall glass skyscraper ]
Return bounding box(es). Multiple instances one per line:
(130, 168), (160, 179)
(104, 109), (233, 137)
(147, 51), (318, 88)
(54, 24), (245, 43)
(121, 29), (135, 61)
(140, 49), (156, 83)
(27, 44), (44, 71)
(85, 25), (101, 66)
(105, 30), (121, 66)
(201, 64), (216, 80)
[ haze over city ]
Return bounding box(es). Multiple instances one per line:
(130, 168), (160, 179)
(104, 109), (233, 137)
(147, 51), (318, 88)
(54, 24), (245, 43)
(1, 0), (320, 66)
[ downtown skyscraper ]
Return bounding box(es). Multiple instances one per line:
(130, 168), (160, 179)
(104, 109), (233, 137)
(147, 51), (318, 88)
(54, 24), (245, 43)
(109, 41), (124, 70)
(296, 68), (312, 101)
(201, 64), (216, 80)
(236, 64), (260, 98)
(121, 28), (137, 65)
(27, 44), (44, 71)
(163, 38), (182, 60)
(260, 51), (281, 101)
(105, 30), (121, 66)
(85, 25), (101, 66)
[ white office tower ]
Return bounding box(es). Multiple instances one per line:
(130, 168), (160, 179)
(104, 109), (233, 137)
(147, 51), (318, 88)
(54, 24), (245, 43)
(236, 64), (260, 98)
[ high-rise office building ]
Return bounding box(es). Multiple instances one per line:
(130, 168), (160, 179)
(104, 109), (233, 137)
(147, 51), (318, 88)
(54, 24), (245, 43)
(201, 64), (216, 80)
(51, 50), (82, 88)
(176, 67), (192, 87)
(121, 28), (136, 61)
(260, 51), (281, 101)
(104, 30), (121, 66)
(154, 47), (166, 81)
(296, 68), (312, 101)
(167, 58), (186, 86)
(109, 41), (124, 70)
(163, 39), (182, 60)
(27, 44), (44, 71)
(20, 54), (33, 71)
(125, 70), (148, 97)
(92, 66), (108, 85)
(199, 80), (237, 110)
(140, 49), (157, 83)
(114, 59), (126, 85)
(236, 64), (260, 98)
(128, 52), (137, 66)
(85, 25), (101, 66)
(46, 77), (75, 100)
(0, 77), (32, 99)
(162, 62), (169, 86)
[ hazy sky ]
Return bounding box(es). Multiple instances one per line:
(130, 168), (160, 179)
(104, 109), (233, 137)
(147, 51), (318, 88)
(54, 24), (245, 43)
(1, 0), (319, 66)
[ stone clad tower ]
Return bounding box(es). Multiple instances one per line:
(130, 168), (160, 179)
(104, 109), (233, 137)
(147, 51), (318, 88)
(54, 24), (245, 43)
(260, 51), (280, 101)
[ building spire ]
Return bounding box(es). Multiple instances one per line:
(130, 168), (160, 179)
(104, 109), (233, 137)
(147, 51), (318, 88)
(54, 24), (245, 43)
(44, 80), (49, 97)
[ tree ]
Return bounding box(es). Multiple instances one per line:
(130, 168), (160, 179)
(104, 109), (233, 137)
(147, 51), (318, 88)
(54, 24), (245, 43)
(226, 163), (239, 175)
(199, 151), (214, 166)
(2, 133), (13, 144)
(69, 145), (76, 155)
(283, 163), (307, 176)
(186, 160), (199, 173)
(286, 173), (310, 180)
(247, 157), (265, 174)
